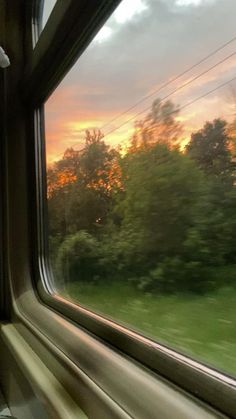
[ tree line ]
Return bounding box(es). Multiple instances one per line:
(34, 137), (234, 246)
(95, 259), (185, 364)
(47, 99), (236, 293)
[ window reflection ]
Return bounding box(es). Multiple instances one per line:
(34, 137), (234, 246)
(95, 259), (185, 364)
(44, 0), (236, 377)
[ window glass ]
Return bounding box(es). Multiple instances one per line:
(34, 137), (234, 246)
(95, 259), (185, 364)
(42, 0), (57, 30)
(44, 0), (236, 377)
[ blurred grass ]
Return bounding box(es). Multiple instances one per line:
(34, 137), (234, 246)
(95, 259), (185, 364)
(62, 269), (236, 378)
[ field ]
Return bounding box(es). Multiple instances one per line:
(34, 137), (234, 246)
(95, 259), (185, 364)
(62, 278), (236, 378)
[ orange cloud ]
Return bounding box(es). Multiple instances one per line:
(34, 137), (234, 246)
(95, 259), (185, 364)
(45, 52), (236, 165)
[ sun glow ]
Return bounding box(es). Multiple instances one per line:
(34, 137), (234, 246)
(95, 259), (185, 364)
(45, 0), (235, 166)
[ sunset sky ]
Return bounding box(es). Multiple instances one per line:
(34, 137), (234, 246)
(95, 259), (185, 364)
(43, 0), (236, 164)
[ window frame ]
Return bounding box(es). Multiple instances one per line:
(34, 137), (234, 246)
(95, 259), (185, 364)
(3, 0), (235, 417)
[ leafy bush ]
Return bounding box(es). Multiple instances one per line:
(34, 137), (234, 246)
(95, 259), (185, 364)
(56, 231), (102, 283)
(137, 257), (209, 294)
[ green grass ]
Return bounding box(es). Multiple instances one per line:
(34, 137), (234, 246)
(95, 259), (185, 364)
(62, 281), (236, 378)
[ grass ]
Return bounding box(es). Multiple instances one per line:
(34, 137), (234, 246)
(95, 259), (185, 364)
(62, 280), (236, 378)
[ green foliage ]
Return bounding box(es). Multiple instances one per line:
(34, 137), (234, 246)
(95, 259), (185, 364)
(187, 118), (236, 264)
(118, 144), (208, 264)
(78, 129), (118, 191)
(186, 118), (234, 185)
(137, 258), (208, 294)
(47, 129), (120, 238)
(66, 185), (110, 234)
(47, 103), (236, 295)
(56, 231), (102, 283)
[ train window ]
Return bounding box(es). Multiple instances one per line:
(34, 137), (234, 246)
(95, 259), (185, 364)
(44, 0), (236, 378)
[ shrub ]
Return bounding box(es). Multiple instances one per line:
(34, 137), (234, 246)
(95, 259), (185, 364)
(56, 231), (102, 283)
(137, 257), (209, 294)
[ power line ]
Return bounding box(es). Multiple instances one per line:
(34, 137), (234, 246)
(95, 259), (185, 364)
(50, 36), (236, 162)
(100, 35), (236, 131)
(50, 75), (236, 163)
(104, 51), (236, 138)
(106, 75), (236, 142)
(52, 72), (236, 161)
(176, 75), (236, 113)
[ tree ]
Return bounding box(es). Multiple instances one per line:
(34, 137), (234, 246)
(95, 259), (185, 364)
(114, 143), (210, 291)
(47, 148), (81, 240)
(186, 119), (236, 264)
(47, 148), (80, 197)
(56, 231), (102, 283)
(186, 119), (235, 186)
(227, 119), (236, 161)
(130, 99), (182, 151)
(47, 129), (122, 240)
(77, 129), (121, 193)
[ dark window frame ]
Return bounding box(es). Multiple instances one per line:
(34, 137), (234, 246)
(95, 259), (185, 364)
(5, 0), (235, 417)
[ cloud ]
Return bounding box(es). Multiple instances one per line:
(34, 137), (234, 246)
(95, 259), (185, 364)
(114, 0), (148, 23)
(45, 0), (236, 162)
(94, 0), (148, 44)
(175, 0), (215, 6)
(94, 26), (113, 43)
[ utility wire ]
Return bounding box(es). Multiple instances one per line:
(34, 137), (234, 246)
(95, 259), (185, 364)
(100, 35), (236, 131)
(105, 74), (236, 141)
(176, 75), (236, 114)
(51, 36), (236, 161)
(104, 51), (236, 138)
(53, 72), (236, 161)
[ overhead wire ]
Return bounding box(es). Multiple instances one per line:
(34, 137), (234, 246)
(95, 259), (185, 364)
(113, 74), (236, 144)
(103, 51), (236, 138)
(50, 35), (236, 161)
(53, 71), (236, 161)
(100, 35), (236, 131)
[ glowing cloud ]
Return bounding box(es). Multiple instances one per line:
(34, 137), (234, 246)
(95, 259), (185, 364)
(94, 26), (113, 43)
(114, 0), (148, 24)
(176, 0), (215, 6)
